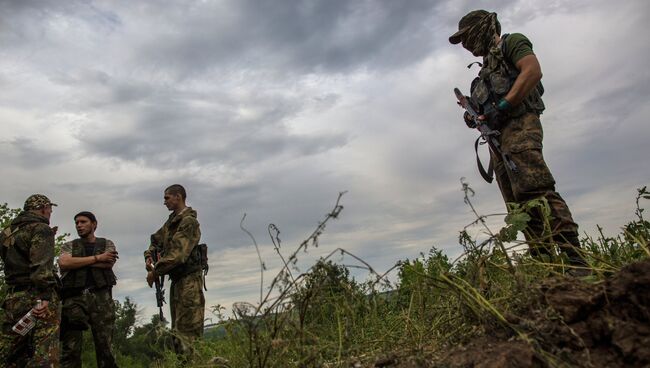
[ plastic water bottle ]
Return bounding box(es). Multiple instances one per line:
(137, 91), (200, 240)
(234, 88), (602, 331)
(12, 299), (42, 336)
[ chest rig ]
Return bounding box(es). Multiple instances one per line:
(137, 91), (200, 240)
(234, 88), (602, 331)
(61, 238), (117, 290)
(470, 34), (546, 124)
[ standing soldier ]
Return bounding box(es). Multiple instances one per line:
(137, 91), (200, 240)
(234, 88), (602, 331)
(0, 194), (61, 367)
(58, 211), (118, 368)
(449, 10), (588, 271)
(144, 184), (205, 356)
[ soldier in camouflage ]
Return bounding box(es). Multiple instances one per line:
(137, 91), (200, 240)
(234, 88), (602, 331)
(144, 184), (204, 356)
(0, 194), (61, 367)
(449, 10), (588, 270)
(58, 211), (118, 368)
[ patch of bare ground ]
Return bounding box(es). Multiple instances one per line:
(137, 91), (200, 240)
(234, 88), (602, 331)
(357, 259), (650, 368)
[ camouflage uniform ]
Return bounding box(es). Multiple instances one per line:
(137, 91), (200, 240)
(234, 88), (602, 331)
(59, 239), (118, 368)
(0, 195), (60, 367)
(144, 207), (204, 354)
(450, 11), (584, 263)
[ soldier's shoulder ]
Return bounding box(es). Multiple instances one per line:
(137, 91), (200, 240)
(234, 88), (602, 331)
(61, 239), (74, 247)
(180, 215), (200, 227)
(504, 33), (533, 48)
(28, 222), (54, 236)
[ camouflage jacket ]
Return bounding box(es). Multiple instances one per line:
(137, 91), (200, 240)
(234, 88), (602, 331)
(144, 207), (201, 279)
(0, 211), (58, 301)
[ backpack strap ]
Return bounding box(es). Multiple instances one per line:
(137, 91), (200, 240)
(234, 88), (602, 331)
(1, 225), (24, 248)
(500, 33), (510, 54)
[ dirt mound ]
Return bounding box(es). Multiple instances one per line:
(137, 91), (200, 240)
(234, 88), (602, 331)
(435, 259), (650, 368)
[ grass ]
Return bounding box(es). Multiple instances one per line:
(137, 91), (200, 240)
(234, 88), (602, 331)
(117, 185), (650, 367)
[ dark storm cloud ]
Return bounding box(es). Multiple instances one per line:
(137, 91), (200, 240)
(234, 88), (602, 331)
(125, 0), (443, 76)
(78, 90), (349, 167)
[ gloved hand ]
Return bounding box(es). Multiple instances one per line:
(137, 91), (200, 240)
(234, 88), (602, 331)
(460, 95), (479, 128)
(483, 104), (506, 129)
(497, 98), (512, 111)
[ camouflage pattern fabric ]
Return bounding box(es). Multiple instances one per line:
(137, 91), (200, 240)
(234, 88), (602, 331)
(169, 271), (205, 354)
(1, 212), (59, 302)
(0, 291), (60, 367)
(144, 207), (204, 355)
(450, 10), (499, 57)
(23, 194), (57, 211)
(60, 288), (117, 368)
(0, 209), (60, 366)
(144, 207), (201, 276)
(490, 112), (582, 260)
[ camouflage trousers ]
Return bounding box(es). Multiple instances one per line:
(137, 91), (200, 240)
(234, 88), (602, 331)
(60, 288), (117, 368)
(0, 290), (60, 367)
(491, 112), (583, 262)
(169, 271), (205, 355)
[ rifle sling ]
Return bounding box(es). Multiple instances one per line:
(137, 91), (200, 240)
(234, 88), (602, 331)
(475, 136), (494, 183)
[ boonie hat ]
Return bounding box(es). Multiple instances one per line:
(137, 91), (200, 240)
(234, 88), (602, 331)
(24, 194), (58, 210)
(449, 9), (490, 44)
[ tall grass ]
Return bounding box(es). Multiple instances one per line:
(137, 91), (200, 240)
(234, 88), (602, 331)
(148, 186), (649, 367)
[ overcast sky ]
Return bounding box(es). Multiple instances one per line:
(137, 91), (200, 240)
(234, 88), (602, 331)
(1, 0), (648, 322)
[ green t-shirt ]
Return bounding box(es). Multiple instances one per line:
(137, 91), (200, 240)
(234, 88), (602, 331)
(504, 33), (534, 65)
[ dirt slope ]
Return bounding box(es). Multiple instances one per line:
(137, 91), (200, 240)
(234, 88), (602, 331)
(367, 259), (650, 368)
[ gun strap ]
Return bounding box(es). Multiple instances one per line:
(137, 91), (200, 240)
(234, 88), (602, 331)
(475, 137), (494, 183)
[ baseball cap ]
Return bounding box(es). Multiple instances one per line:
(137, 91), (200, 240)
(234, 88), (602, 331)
(23, 194), (58, 210)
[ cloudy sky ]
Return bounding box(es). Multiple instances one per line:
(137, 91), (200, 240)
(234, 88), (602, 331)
(1, 0), (648, 322)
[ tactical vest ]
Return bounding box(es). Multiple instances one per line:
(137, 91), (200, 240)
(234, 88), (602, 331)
(61, 238), (117, 290)
(167, 242), (204, 282)
(470, 34), (545, 121)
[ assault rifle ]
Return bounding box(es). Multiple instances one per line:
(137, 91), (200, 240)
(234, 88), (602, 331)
(147, 248), (166, 322)
(454, 87), (518, 182)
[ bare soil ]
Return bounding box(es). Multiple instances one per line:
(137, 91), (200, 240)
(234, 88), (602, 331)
(367, 259), (650, 367)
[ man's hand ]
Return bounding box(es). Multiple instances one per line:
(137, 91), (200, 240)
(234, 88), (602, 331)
(464, 111), (477, 128)
(145, 256), (153, 268)
(96, 251), (118, 264)
(146, 271), (156, 288)
(32, 301), (50, 319)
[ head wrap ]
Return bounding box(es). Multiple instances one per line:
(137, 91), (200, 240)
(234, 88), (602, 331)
(449, 10), (500, 56)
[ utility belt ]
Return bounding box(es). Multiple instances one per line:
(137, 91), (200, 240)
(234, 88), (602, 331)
(60, 285), (111, 299)
(169, 268), (202, 283)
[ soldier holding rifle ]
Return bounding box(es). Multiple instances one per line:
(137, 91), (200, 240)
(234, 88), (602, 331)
(450, 10), (588, 273)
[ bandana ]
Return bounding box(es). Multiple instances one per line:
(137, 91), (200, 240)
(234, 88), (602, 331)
(461, 12), (499, 57)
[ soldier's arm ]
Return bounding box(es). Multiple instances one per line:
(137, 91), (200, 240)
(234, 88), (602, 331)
(90, 239), (118, 269)
(153, 217), (200, 275)
(144, 228), (163, 264)
(503, 54), (542, 107)
(29, 224), (57, 301)
(59, 240), (118, 270)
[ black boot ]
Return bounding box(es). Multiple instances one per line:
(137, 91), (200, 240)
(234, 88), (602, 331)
(555, 232), (591, 276)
